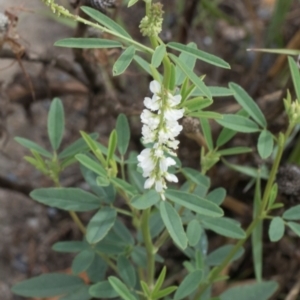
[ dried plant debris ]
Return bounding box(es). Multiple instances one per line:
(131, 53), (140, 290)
(277, 164), (300, 197)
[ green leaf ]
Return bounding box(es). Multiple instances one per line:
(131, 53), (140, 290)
(48, 98), (65, 151)
(216, 114), (260, 133)
(287, 221), (300, 236)
(269, 217), (285, 242)
(60, 285), (91, 300)
(131, 190), (160, 209)
(80, 131), (107, 165)
(220, 281), (278, 300)
(288, 56), (300, 102)
(72, 250), (95, 275)
(202, 217), (246, 239)
(174, 270), (203, 300)
(113, 218), (135, 245)
(76, 154), (106, 177)
(108, 276), (137, 300)
(30, 188), (101, 211)
(283, 205), (300, 220)
(181, 168), (210, 189)
(106, 129), (118, 165)
(229, 83), (266, 128)
(216, 110), (249, 147)
(55, 38), (122, 49)
(80, 165), (116, 203)
(149, 211), (165, 239)
(128, 169), (144, 193)
(14, 137), (52, 158)
(183, 97), (213, 112)
(117, 255), (136, 287)
(186, 220), (202, 247)
(152, 44), (166, 67)
(52, 241), (88, 253)
(166, 190), (223, 217)
(86, 255), (107, 282)
(152, 266), (167, 295)
(110, 177), (138, 197)
(175, 42), (197, 85)
(89, 281), (118, 298)
(168, 42), (230, 69)
(218, 147), (252, 156)
(160, 201), (188, 249)
(249, 48), (299, 55)
(95, 233), (127, 255)
(86, 207), (117, 244)
(257, 130), (274, 159)
(12, 274), (85, 297)
(188, 111), (223, 119)
(200, 118), (213, 150)
(268, 183), (278, 209)
(81, 6), (132, 39)
(222, 159), (269, 179)
(116, 114), (130, 156)
(252, 177), (262, 282)
(128, 0), (139, 7)
(113, 46), (136, 76)
(58, 133), (98, 159)
(206, 245), (244, 266)
(134, 55), (153, 77)
(206, 188), (226, 205)
(170, 54), (211, 99)
(141, 281), (151, 297)
(107, 130), (118, 164)
(192, 86), (233, 97)
(152, 286), (177, 299)
(131, 246), (147, 267)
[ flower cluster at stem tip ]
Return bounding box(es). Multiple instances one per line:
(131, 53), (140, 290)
(137, 81), (184, 200)
(139, 3), (164, 37)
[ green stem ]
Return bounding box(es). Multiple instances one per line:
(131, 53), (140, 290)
(114, 207), (133, 217)
(120, 156), (126, 180)
(157, 37), (172, 88)
(69, 211), (86, 234)
(193, 128), (291, 299)
(141, 208), (155, 288)
(94, 250), (118, 273)
(153, 229), (169, 250)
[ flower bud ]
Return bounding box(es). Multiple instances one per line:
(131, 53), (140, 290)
(139, 3), (164, 37)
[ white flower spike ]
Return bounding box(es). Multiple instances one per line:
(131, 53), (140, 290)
(137, 80), (184, 200)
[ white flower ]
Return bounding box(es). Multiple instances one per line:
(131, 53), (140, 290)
(167, 93), (182, 106)
(150, 80), (161, 94)
(142, 125), (156, 143)
(141, 110), (159, 129)
(144, 96), (160, 111)
(165, 173), (178, 182)
(137, 80), (184, 200)
(164, 108), (184, 121)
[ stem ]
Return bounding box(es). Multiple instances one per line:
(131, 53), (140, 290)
(154, 229), (169, 250)
(193, 128), (291, 299)
(141, 208), (155, 288)
(114, 207), (133, 217)
(157, 37), (172, 88)
(53, 173), (87, 235)
(69, 211), (86, 234)
(120, 156), (126, 180)
(94, 250), (118, 273)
